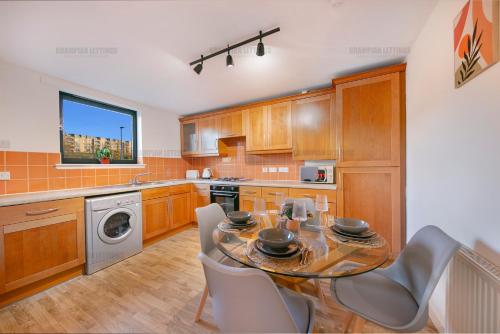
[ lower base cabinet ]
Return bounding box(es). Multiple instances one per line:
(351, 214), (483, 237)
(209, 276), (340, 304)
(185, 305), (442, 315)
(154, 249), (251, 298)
(141, 186), (192, 242)
(336, 167), (403, 254)
(0, 198), (85, 295)
(191, 184), (210, 222)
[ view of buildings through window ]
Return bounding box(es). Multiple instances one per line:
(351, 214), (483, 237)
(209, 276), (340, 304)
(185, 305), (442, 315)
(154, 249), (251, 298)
(60, 93), (136, 163)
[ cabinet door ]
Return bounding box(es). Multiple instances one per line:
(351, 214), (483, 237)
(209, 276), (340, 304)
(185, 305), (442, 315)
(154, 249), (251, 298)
(267, 102), (292, 150)
(244, 106), (268, 151)
(192, 191), (210, 223)
(170, 193), (191, 229)
(219, 111), (243, 138)
(292, 94), (335, 160)
(0, 212), (85, 293)
(336, 73), (402, 167)
(336, 167), (402, 254)
(181, 120), (198, 155)
(239, 196), (257, 212)
(198, 117), (219, 155)
(142, 197), (170, 241)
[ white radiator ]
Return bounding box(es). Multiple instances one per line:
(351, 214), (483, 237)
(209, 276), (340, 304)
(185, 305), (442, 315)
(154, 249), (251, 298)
(446, 246), (500, 333)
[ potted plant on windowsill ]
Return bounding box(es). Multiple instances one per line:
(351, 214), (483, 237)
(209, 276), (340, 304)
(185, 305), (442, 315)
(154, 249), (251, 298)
(96, 148), (112, 164)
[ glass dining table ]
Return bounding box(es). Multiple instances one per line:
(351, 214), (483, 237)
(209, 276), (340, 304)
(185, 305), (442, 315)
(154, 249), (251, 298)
(212, 213), (390, 279)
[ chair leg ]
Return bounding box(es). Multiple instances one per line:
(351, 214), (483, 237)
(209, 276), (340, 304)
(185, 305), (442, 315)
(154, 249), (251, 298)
(194, 284), (209, 322)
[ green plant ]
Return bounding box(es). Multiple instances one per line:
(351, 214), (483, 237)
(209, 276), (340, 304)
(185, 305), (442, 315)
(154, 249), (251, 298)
(96, 147), (112, 160)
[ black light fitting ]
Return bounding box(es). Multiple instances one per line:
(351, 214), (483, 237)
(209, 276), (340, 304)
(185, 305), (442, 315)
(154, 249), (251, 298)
(190, 27), (280, 74)
(226, 45), (234, 68)
(256, 31), (265, 56)
(193, 55), (203, 74)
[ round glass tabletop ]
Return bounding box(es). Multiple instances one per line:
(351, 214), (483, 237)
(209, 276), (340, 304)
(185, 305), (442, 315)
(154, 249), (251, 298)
(212, 217), (390, 279)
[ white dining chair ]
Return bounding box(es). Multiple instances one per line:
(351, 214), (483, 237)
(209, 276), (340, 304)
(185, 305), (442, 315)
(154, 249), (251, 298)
(198, 252), (316, 333)
(330, 225), (460, 332)
(194, 203), (241, 322)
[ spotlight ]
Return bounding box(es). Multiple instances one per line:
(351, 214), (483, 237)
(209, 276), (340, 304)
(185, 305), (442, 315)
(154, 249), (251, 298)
(256, 31), (265, 56)
(226, 45), (234, 68)
(193, 55), (203, 74)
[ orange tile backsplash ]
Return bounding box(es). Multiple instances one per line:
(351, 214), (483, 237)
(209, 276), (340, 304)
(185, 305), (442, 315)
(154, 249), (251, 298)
(184, 138), (304, 181)
(0, 151), (190, 195)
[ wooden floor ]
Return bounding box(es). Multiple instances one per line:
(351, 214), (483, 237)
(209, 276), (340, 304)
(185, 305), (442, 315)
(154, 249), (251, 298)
(0, 228), (437, 333)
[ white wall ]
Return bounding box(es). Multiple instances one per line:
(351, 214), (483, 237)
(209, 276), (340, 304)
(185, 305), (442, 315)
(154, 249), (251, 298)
(0, 60), (181, 156)
(406, 0), (500, 330)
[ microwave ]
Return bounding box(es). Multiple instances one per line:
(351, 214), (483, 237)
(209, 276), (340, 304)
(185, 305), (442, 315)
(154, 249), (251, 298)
(300, 166), (335, 184)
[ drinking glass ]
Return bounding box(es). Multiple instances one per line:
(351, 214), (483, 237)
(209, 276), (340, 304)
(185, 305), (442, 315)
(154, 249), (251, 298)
(315, 194), (329, 228)
(291, 199), (307, 235)
(253, 198), (268, 229)
(274, 192), (286, 211)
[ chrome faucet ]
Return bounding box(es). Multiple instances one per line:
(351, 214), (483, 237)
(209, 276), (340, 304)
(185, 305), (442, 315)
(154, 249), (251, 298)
(130, 172), (152, 185)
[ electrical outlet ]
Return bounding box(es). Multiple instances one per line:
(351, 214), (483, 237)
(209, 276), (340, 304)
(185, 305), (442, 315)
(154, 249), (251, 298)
(222, 157), (231, 163)
(278, 167), (289, 173)
(0, 172), (11, 180)
(268, 167), (278, 173)
(262, 167), (268, 173)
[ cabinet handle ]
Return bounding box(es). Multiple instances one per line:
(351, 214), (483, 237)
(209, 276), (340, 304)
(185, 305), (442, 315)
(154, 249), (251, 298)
(244, 191), (257, 195)
(25, 208), (60, 216)
(303, 194), (314, 198)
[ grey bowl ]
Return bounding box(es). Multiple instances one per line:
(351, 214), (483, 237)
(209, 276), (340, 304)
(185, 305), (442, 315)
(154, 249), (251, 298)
(258, 228), (295, 250)
(334, 218), (369, 234)
(227, 211), (252, 224)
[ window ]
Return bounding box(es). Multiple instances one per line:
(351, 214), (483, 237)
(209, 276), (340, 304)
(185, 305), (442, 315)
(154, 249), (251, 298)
(59, 92), (138, 164)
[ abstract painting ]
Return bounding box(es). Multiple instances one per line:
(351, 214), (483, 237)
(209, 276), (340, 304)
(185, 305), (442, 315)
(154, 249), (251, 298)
(454, 0), (499, 88)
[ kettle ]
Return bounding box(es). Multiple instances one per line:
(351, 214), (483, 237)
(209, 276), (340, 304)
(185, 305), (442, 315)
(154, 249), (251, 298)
(202, 168), (212, 179)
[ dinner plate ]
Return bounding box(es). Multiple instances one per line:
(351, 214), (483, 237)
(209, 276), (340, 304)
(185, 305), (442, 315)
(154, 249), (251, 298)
(331, 225), (376, 239)
(254, 239), (300, 258)
(227, 220), (257, 229)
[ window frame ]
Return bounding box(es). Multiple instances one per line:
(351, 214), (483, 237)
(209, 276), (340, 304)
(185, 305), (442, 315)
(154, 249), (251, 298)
(59, 92), (138, 164)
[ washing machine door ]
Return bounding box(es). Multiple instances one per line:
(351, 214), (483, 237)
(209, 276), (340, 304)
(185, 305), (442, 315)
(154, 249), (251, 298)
(97, 207), (137, 244)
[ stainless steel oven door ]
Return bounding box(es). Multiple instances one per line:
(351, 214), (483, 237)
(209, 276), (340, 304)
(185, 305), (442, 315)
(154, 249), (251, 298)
(210, 191), (239, 214)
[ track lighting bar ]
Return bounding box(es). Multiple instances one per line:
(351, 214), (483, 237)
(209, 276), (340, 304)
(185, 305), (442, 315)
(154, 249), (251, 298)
(189, 27), (280, 66)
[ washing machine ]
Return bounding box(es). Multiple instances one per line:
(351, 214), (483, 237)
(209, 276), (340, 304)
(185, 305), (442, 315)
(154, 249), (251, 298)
(85, 192), (142, 274)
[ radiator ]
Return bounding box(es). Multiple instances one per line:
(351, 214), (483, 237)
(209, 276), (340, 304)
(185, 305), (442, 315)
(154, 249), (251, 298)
(446, 246), (500, 333)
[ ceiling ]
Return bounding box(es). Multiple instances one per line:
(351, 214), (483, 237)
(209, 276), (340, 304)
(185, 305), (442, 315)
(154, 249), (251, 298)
(0, 0), (437, 115)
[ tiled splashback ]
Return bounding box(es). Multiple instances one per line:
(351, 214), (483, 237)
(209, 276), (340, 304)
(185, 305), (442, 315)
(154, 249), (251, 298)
(0, 151), (190, 195)
(0, 139), (304, 195)
(185, 138), (304, 180)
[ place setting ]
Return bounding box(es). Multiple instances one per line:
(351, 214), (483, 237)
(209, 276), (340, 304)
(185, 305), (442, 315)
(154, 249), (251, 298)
(327, 218), (386, 248)
(217, 211), (258, 233)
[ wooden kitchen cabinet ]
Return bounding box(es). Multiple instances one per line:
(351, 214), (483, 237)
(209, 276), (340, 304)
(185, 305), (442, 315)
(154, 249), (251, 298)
(180, 120), (198, 156)
(170, 193), (191, 229)
(198, 116), (219, 155)
(142, 196), (170, 240)
(244, 102), (292, 153)
(142, 186), (191, 242)
(191, 184), (210, 223)
(336, 167), (403, 254)
(292, 93), (336, 160)
(0, 198), (85, 294)
(335, 70), (404, 167)
(218, 111), (243, 138)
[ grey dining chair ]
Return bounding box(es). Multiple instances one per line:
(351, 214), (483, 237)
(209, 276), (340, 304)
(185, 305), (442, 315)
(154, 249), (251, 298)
(198, 252), (316, 333)
(194, 203), (241, 322)
(331, 225), (460, 333)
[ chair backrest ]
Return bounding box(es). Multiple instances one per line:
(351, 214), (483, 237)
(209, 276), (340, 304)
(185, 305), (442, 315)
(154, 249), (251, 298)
(198, 252), (302, 333)
(383, 225), (460, 331)
(195, 203), (226, 254)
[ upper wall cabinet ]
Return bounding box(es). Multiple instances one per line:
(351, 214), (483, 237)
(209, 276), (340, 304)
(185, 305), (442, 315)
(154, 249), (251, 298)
(335, 71), (404, 167)
(291, 93), (335, 161)
(218, 111), (243, 138)
(181, 118), (221, 157)
(244, 102), (292, 154)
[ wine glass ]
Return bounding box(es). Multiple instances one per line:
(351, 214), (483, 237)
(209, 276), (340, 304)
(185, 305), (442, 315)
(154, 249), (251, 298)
(274, 192), (286, 211)
(291, 199), (307, 235)
(315, 194), (329, 228)
(253, 197), (268, 229)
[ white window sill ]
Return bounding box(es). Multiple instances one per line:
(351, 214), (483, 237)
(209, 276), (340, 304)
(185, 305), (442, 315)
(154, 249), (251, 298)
(55, 164), (146, 170)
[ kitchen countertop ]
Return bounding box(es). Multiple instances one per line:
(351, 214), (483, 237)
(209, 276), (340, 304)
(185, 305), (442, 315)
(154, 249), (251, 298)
(0, 179), (336, 207)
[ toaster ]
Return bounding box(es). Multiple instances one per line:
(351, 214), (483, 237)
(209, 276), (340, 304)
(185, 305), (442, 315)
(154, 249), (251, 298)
(300, 166), (335, 184)
(185, 170), (200, 180)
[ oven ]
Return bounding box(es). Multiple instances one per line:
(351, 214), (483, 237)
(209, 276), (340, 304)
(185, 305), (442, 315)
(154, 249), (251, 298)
(210, 184), (239, 214)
